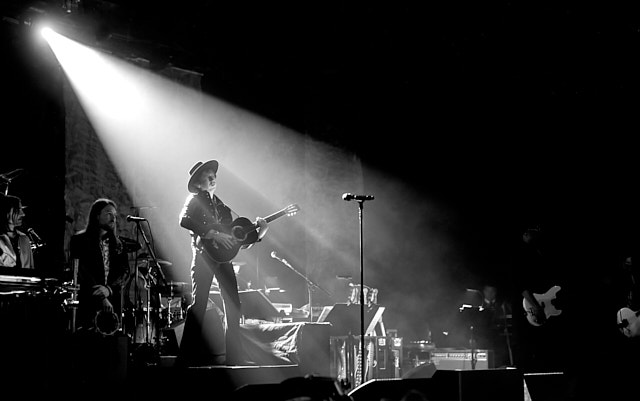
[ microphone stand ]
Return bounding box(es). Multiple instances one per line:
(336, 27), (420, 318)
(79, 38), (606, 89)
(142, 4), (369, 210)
(0, 168), (23, 195)
(461, 289), (483, 370)
(272, 255), (332, 322)
(348, 197), (372, 386)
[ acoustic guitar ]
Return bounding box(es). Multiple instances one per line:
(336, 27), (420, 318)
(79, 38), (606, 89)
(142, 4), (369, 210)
(197, 203), (299, 263)
(617, 307), (640, 338)
(522, 285), (562, 326)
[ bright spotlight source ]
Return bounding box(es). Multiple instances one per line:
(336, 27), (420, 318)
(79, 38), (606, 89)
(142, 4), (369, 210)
(40, 27), (53, 39)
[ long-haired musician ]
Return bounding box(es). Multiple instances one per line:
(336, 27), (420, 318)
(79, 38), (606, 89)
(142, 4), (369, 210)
(70, 198), (130, 332)
(69, 197), (131, 392)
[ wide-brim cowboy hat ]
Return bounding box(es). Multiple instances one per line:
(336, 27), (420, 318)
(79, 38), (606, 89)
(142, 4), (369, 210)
(187, 160), (219, 193)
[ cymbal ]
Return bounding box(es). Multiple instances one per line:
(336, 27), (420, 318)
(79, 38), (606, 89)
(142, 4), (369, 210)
(157, 259), (172, 267)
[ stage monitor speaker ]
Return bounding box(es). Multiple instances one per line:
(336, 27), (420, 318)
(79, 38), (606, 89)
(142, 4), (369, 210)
(402, 362), (437, 379)
(523, 372), (566, 401)
(432, 368), (523, 401)
(239, 289), (281, 321)
(349, 378), (438, 401)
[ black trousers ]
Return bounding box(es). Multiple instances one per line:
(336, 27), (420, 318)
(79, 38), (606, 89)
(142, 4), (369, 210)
(177, 250), (243, 366)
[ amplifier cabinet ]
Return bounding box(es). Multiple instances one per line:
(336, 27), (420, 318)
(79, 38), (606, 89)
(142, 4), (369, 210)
(430, 348), (493, 370)
(330, 336), (403, 388)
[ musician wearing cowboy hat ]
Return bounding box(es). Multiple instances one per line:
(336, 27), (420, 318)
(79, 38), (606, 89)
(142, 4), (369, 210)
(177, 159), (269, 367)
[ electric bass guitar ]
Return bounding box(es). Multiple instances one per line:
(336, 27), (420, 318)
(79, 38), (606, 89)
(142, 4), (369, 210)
(197, 203), (300, 263)
(617, 307), (640, 338)
(522, 285), (562, 326)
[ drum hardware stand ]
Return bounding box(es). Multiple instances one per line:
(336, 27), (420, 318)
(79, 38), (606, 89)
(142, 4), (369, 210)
(271, 251), (332, 322)
(63, 259), (81, 333)
(166, 285), (174, 327)
(130, 218), (166, 365)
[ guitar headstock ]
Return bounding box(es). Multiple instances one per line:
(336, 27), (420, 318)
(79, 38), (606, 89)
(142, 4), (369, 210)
(284, 203), (300, 217)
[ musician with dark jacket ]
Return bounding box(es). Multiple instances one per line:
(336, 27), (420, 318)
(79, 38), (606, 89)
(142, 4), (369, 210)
(70, 198), (130, 332)
(177, 159), (268, 367)
(68, 197), (131, 393)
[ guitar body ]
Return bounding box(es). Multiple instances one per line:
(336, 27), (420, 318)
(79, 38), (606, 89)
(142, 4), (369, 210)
(197, 204), (300, 264)
(617, 307), (640, 338)
(199, 217), (259, 263)
(523, 285), (562, 326)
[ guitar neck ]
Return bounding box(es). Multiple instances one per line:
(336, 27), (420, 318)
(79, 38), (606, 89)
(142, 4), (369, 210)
(264, 208), (289, 223)
(237, 206), (292, 236)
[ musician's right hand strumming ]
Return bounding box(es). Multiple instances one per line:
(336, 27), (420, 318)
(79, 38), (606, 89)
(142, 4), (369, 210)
(204, 229), (235, 249)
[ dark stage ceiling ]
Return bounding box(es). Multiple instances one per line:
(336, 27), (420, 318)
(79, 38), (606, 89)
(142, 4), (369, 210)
(2, 1), (640, 265)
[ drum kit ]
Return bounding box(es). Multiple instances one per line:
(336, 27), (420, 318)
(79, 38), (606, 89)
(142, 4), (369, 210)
(121, 256), (189, 349)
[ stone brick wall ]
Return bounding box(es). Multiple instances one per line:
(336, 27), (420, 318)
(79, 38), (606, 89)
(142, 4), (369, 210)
(63, 65), (203, 266)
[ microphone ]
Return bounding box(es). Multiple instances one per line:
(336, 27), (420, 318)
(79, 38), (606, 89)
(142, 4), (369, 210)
(126, 215), (147, 222)
(27, 228), (44, 247)
(271, 251), (291, 267)
(342, 193), (374, 201)
(0, 168), (24, 182)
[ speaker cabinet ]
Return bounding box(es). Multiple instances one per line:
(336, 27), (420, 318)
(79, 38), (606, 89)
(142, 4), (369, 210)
(430, 348), (494, 370)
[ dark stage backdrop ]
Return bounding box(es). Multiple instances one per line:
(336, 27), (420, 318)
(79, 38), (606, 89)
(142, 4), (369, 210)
(3, 3), (640, 347)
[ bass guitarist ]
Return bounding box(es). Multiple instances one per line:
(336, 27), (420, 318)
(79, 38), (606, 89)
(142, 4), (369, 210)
(617, 255), (640, 337)
(177, 159), (269, 367)
(508, 223), (567, 375)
